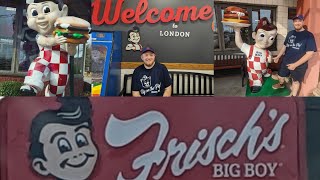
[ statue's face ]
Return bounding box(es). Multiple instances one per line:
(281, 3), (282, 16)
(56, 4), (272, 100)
(253, 29), (277, 49)
(27, 1), (66, 35)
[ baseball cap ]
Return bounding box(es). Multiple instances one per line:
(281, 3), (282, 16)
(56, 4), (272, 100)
(293, 14), (304, 20)
(141, 46), (155, 54)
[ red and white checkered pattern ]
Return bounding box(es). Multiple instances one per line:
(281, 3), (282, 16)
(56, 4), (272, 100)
(23, 44), (69, 97)
(246, 45), (271, 87)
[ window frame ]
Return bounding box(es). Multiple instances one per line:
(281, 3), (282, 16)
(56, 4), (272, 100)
(214, 2), (277, 53)
(0, 2), (22, 74)
(288, 8), (297, 32)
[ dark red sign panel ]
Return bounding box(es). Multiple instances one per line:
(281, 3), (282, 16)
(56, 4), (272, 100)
(0, 97), (305, 180)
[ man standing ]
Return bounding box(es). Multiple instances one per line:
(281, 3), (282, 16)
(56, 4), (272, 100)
(132, 46), (172, 97)
(273, 15), (317, 96)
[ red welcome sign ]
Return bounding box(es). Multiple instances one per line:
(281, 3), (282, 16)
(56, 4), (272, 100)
(0, 98), (305, 180)
(92, 0), (213, 25)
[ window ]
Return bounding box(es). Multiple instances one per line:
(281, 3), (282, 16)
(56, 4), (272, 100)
(214, 3), (277, 52)
(18, 11), (39, 72)
(251, 8), (276, 50)
(73, 44), (85, 75)
(0, 6), (16, 71)
(288, 8), (296, 31)
(213, 12), (219, 50)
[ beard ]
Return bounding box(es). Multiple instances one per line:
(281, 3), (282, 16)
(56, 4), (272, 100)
(145, 61), (154, 67)
(144, 61), (155, 69)
(294, 25), (303, 31)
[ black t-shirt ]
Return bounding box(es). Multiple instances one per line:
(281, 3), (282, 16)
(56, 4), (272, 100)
(132, 62), (172, 96)
(283, 30), (317, 66)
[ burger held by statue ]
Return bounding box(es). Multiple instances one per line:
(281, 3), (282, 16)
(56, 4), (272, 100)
(54, 16), (91, 44)
(221, 6), (250, 27)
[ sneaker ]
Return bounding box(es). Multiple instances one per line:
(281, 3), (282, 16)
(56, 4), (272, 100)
(20, 85), (37, 96)
(272, 83), (285, 90)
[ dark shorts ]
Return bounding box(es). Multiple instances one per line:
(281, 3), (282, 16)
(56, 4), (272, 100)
(278, 61), (308, 82)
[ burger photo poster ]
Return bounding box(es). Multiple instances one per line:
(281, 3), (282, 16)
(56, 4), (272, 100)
(222, 6), (281, 96)
(21, 0), (91, 97)
(91, 44), (108, 97)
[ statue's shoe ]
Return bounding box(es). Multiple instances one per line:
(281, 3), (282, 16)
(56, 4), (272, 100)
(20, 85), (37, 96)
(251, 86), (261, 93)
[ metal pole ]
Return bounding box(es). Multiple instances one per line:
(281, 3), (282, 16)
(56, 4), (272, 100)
(70, 56), (74, 96)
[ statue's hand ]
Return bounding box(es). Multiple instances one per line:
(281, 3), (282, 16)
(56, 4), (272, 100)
(233, 26), (242, 32)
(54, 34), (67, 45)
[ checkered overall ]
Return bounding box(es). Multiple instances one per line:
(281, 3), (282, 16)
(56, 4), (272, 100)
(247, 45), (271, 87)
(23, 44), (70, 97)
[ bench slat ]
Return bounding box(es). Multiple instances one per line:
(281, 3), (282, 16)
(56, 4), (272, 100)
(188, 73), (191, 95)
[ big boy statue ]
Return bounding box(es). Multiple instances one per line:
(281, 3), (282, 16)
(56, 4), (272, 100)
(232, 17), (278, 93)
(20, 0), (77, 96)
(223, 7), (278, 93)
(234, 17), (278, 93)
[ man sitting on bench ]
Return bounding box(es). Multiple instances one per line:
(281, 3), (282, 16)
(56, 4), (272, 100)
(132, 46), (172, 97)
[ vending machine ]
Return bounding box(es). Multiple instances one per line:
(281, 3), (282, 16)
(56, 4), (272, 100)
(91, 31), (121, 96)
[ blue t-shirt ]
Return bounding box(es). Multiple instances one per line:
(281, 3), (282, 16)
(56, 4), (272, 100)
(132, 62), (172, 96)
(283, 30), (317, 66)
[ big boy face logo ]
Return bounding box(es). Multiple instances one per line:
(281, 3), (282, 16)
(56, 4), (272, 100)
(129, 32), (140, 44)
(288, 35), (296, 44)
(140, 75), (151, 88)
(32, 122), (98, 180)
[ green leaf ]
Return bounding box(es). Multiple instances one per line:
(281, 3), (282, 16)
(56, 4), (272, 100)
(55, 30), (62, 36)
(72, 33), (84, 39)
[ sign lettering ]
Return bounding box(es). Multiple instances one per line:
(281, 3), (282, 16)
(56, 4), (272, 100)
(105, 102), (289, 179)
(92, 0), (213, 26)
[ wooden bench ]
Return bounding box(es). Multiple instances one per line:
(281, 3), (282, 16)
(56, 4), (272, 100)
(119, 71), (214, 96)
(213, 53), (247, 87)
